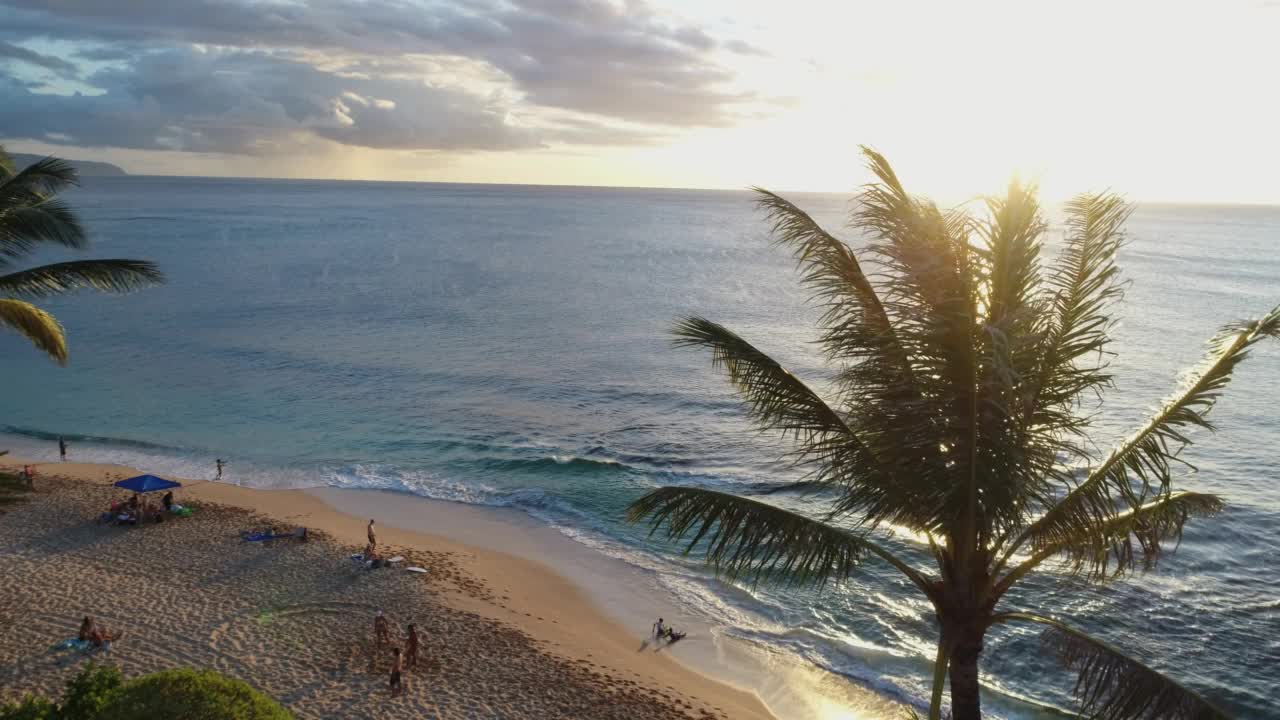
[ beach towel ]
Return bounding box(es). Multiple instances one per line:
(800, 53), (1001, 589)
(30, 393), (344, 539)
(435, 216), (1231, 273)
(53, 638), (92, 653)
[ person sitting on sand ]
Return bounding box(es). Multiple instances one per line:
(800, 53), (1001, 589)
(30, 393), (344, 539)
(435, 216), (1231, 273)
(89, 625), (122, 649)
(664, 627), (686, 643)
(114, 504), (136, 525)
(389, 647), (404, 697)
(161, 491), (173, 511)
(374, 611), (391, 648)
(78, 616), (96, 642)
(405, 623), (419, 669)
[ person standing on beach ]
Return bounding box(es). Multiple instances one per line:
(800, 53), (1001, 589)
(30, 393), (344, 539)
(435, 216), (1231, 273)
(58, 436), (67, 461)
(404, 624), (419, 669)
(374, 611), (391, 648)
(215, 458), (225, 480)
(389, 647), (404, 697)
(367, 519), (377, 550)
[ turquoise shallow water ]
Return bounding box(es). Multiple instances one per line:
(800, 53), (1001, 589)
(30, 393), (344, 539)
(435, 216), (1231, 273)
(2, 177), (1277, 718)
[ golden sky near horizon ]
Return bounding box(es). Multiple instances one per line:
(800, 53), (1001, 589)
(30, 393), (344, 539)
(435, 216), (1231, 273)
(3, 0), (1278, 202)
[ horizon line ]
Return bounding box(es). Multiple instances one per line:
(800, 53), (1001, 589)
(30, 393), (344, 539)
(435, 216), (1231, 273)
(80, 172), (1280, 208)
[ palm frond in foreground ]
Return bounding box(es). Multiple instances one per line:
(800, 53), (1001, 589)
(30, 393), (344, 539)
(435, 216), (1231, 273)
(0, 145), (163, 363)
(628, 148), (1276, 720)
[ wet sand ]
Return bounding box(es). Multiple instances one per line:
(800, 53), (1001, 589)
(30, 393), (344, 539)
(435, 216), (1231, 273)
(0, 458), (773, 720)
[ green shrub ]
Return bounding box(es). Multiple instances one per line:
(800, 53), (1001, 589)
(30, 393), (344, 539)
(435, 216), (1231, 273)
(95, 669), (291, 720)
(58, 665), (121, 720)
(0, 696), (55, 720)
(1, 666), (289, 720)
(0, 664), (119, 720)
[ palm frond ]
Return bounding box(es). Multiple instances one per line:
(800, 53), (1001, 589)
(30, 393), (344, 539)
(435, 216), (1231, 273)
(991, 613), (1229, 720)
(674, 316), (855, 441)
(0, 298), (67, 364)
(0, 260), (165, 298)
(626, 486), (932, 593)
(854, 148), (985, 537)
(982, 181), (1046, 330)
(1002, 305), (1280, 571)
(996, 491), (1223, 591)
(0, 200), (87, 261)
(976, 181), (1069, 540)
(0, 155), (79, 206)
(755, 184), (960, 531)
(672, 316), (917, 518)
(753, 187), (908, 372)
(1024, 193), (1130, 429)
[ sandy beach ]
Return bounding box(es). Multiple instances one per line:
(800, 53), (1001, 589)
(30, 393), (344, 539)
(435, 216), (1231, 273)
(0, 457), (773, 720)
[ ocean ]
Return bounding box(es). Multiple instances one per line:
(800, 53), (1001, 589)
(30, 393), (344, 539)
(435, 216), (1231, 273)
(2, 176), (1277, 718)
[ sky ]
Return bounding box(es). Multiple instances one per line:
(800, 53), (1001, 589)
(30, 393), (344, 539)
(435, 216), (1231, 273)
(1, 0), (1278, 202)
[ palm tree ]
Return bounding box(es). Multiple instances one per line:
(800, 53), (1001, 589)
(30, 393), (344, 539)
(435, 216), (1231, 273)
(0, 146), (162, 363)
(627, 148), (1277, 720)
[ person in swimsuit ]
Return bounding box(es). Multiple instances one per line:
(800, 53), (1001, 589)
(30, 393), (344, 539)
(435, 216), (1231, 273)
(216, 459), (225, 480)
(78, 616), (95, 642)
(389, 647), (404, 697)
(374, 611), (391, 648)
(89, 625), (122, 648)
(405, 623), (419, 669)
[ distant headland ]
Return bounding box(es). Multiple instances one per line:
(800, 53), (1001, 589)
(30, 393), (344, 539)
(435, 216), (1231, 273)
(8, 152), (128, 177)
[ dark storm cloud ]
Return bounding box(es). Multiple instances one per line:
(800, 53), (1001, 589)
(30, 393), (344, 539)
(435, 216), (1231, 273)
(0, 47), (545, 153)
(0, 39), (78, 76)
(1, 0), (752, 126)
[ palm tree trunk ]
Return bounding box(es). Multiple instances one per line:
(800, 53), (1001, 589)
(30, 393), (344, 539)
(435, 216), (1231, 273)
(947, 630), (984, 720)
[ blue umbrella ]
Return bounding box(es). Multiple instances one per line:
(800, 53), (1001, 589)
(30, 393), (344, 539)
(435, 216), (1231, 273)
(114, 474), (181, 493)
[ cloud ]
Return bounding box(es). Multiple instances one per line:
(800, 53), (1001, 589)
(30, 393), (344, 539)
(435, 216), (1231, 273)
(0, 47), (544, 153)
(0, 39), (79, 77)
(1, 0), (753, 130)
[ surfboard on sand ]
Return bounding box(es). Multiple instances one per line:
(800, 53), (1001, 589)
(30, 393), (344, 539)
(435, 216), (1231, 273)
(406, 566), (428, 573)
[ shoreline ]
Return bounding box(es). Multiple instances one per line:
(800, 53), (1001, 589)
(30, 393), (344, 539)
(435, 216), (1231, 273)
(0, 456), (777, 720)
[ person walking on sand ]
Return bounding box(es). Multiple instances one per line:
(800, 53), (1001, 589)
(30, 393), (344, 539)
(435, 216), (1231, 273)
(215, 458), (225, 480)
(58, 436), (67, 461)
(374, 611), (391, 648)
(22, 464), (34, 489)
(405, 623), (419, 669)
(389, 647), (404, 697)
(367, 518), (377, 548)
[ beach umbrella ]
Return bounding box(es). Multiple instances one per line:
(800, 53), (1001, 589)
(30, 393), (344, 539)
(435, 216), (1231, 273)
(114, 474), (181, 493)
